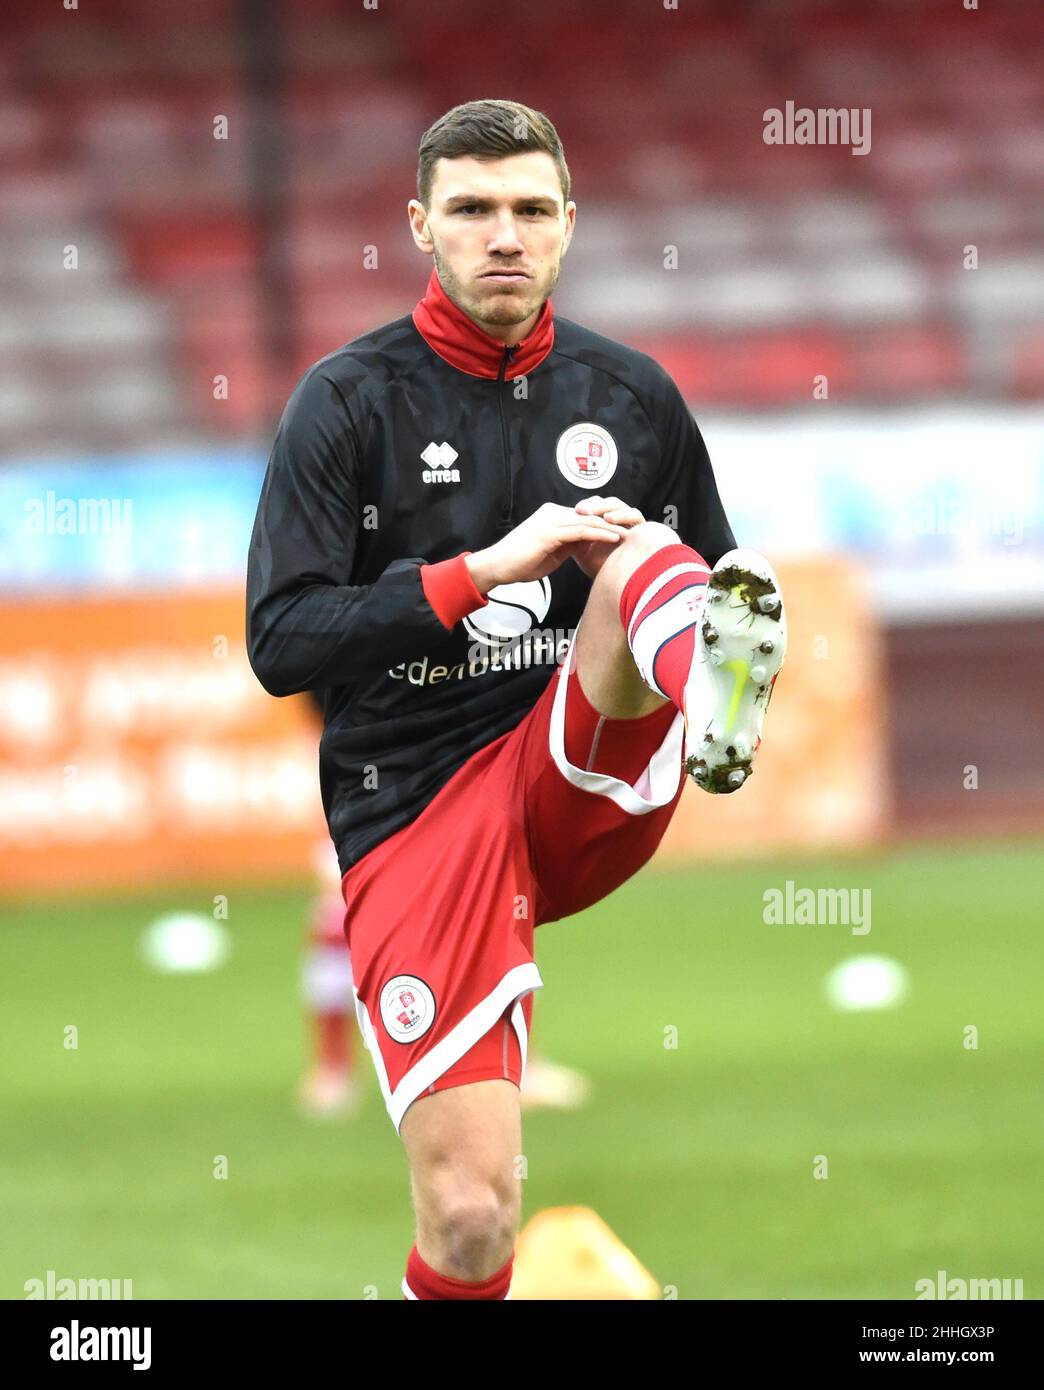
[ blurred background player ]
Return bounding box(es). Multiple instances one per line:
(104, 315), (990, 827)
(297, 832), (362, 1118)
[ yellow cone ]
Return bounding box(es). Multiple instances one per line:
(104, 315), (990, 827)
(510, 1206), (661, 1300)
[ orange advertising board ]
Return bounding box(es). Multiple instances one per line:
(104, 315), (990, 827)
(0, 558), (887, 897)
(0, 590), (324, 895)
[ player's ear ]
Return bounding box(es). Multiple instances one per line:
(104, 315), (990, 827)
(561, 201), (576, 255)
(407, 200), (434, 253)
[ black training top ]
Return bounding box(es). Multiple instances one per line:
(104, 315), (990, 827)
(246, 267), (735, 876)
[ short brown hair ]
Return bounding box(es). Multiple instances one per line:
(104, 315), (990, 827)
(417, 99), (571, 211)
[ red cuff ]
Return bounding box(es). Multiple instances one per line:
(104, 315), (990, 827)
(420, 551), (488, 630)
(405, 1244), (513, 1300)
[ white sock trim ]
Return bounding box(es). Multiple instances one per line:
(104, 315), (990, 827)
(626, 561), (710, 646)
(629, 583), (708, 699)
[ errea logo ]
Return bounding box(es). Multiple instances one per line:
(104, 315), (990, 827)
(421, 441), (460, 484)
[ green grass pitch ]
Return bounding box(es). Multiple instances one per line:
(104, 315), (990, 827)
(2, 839), (1041, 1300)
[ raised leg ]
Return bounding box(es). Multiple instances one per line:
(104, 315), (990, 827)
(573, 519), (689, 718)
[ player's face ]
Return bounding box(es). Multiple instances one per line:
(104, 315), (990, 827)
(409, 152), (575, 341)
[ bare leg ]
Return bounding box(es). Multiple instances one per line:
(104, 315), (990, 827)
(399, 1079), (522, 1281)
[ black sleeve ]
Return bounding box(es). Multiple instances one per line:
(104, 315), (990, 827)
(245, 367), (450, 697)
(643, 372), (736, 567)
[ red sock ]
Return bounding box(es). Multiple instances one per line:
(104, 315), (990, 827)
(403, 1245), (513, 1300)
(304, 892), (355, 1072)
(564, 640), (678, 781)
(618, 542), (711, 710)
(315, 1011), (351, 1070)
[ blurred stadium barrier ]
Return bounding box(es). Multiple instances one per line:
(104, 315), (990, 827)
(0, 589), (323, 896)
(0, 553), (886, 894)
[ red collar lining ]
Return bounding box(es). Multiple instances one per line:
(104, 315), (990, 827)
(412, 267), (555, 379)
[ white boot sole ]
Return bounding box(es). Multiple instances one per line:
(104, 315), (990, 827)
(683, 548), (787, 794)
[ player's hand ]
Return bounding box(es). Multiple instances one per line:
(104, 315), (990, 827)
(567, 496), (645, 578)
(466, 502), (631, 592)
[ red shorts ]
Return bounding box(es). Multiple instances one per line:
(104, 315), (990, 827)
(341, 623), (686, 1131)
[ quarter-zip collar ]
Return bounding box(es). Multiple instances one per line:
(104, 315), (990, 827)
(412, 266), (555, 380)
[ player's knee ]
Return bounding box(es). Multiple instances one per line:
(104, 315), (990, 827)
(627, 519), (681, 556)
(421, 1174), (520, 1279)
(599, 519), (679, 583)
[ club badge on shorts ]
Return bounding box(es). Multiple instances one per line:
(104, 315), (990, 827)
(555, 422), (619, 489)
(380, 975), (436, 1044)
